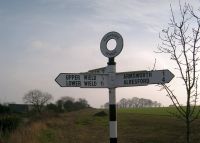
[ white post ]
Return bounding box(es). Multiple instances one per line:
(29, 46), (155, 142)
(100, 31), (123, 143)
(107, 58), (117, 143)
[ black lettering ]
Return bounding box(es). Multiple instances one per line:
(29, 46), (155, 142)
(84, 81), (97, 86)
(84, 75), (87, 80)
(123, 72), (153, 81)
(69, 81), (75, 86)
(75, 75), (80, 80)
(84, 81), (88, 86)
(66, 75), (70, 80)
(123, 78), (149, 85)
(66, 74), (80, 80)
(66, 81), (81, 86)
(84, 75), (96, 80)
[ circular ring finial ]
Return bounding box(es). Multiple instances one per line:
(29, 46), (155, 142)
(100, 31), (123, 58)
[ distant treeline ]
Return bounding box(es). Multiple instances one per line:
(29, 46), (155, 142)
(102, 97), (161, 108)
(46, 96), (90, 112)
(1, 97), (90, 114)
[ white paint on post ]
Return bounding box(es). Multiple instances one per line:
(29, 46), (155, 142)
(110, 121), (117, 138)
(106, 65), (116, 73)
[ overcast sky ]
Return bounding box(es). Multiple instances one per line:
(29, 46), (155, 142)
(0, 0), (199, 108)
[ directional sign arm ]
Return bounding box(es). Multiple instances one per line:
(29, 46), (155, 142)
(55, 73), (109, 88)
(149, 70), (174, 84)
(115, 69), (174, 87)
(55, 73), (81, 87)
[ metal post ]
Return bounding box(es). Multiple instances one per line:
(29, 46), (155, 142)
(107, 58), (117, 143)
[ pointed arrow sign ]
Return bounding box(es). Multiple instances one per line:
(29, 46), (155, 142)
(115, 69), (174, 87)
(55, 73), (109, 88)
(55, 73), (81, 87)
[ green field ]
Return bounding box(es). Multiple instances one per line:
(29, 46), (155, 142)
(118, 107), (177, 116)
(117, 108), (200, 143)
(3, 107), (200, 143)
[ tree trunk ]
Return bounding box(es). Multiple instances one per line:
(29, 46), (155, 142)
(186, 119), (190, 143)
(35, 103), (41, 114)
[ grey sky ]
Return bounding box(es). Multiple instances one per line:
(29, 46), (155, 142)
(0, 0), (199, 107)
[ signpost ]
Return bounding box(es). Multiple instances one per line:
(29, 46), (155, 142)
(55, 31), (175, 143)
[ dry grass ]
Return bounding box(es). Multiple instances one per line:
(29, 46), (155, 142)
(6, 109), (108, 143)
(3, 108), (200, 143)
(8, 121), (47, 143)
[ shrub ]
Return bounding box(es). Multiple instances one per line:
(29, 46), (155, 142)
(93, 111), (107, 117)
(46, 103), (60, 112)
(0, 115), (20, 134)
(0, 104), (10, 114)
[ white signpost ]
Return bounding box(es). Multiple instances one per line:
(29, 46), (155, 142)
(55, 31), (175, 143)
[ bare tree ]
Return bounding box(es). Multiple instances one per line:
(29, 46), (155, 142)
(127, 99), (133, 108)
(23, 89), (53, 113)
(158, 2), (200, 143)
(116, 97), (161, 108)
(118, 98), (128, 108)
(131, 97), (140, 108)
